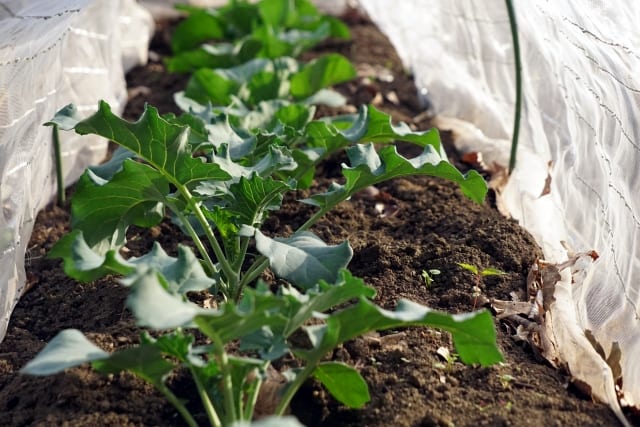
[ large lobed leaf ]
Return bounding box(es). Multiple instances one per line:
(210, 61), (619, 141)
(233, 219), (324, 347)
(49, 102), (231, 188)
(300, 298), (503, 367)
(302, 144), (487, 209)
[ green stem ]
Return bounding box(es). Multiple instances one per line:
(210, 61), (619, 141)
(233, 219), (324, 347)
(242, 368), (264, 421)
(275, 362), (317, 415)
(190, 366), (222, 427)
(212, 335), (238, 423)
(297, 205), (332, 232)
(157, 383), (199, 427)
(505, 0), (522, 174)
(237, 256), (269, 299)
(52, 125), (65, 206)
(232, 236), (250, 271)
(173, 208), (218, 276)
(179, 185), (238, 293)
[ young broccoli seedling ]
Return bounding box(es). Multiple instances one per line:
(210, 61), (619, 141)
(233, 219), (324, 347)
(457, 263), (506, 309)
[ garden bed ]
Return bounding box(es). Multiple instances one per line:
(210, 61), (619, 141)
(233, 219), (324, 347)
(0, 11), (622, 427)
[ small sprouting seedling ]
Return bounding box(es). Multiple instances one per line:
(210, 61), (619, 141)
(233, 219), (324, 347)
(435, 346), (459, 373)
(457, 263), (506, 309)
(421, 269), (440, 288)
(497, 373), (515, 390)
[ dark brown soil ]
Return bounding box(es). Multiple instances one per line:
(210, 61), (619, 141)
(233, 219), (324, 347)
(0, 13), (624, 427)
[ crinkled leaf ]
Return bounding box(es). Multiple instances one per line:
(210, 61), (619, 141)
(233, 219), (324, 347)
(225, 175), (292, 227)
(127, 243), (216, 294)
(47, 230), (133, 282)
(207, 145), (297, 181)
(303, 299), (502, 367)
(202, 205), (239, 240)
(290, 54), (356, 99)
(313, 362), (369, 408)
(50, 102), (231, 187)
(205, 114), (256, 160)
(126, 269), (204, 329)
(302, 144), (487, 209)
(21, 329), (109, 375)
(92, 344), (174, 387)
(254, 230), (353, 288)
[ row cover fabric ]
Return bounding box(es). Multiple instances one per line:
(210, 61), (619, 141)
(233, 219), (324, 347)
(0, 0), (153, 340)
(361, 0), (639, 423)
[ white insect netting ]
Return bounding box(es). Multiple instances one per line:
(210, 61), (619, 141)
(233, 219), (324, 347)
(0, 0), (638, 424)
(360, 0), (639, 424)
(0, 0), (153, 338)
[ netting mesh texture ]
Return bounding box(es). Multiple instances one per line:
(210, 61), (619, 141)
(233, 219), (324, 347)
(362, 0), (639, 421)
(0, 0), (152, 339)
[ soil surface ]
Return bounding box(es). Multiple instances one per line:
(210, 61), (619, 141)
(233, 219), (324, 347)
(0, 11), (626, 427)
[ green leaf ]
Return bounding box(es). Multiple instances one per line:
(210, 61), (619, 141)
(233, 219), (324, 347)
(51, 102), (231, 187)
(186, 68), (241, 106)
(205, 113), (257, 160)
(47, 230), (133, 282)
(290, 54), (356, 99)
(281, 269), (375, 336)
(126, 269), (204, 329)
(195, 285), (288, 343)
(481, 268), (507, 277)
(305, 299), (502, 367)
(225, 175), (293, 227)
(240, 326), (289, 360)
(304, 104), (443, 158)
(142, 331), (196, 363)
(254, 230), (353, 289)
(243, 70), (290, 105)
(128, 243), (216, 294)
(21, 329), (109, 375)
(457, 263), (479, 275)
(302, 144), (487, 209)
(313, 362), (370, 408)
(69, 160), (167, 250)
(92, 344), (174, 387)
(44, 104), (83, 130)
(207, 145), (297, 180)
(171, 10), (225, 53)
(88, 146), (134, 181)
